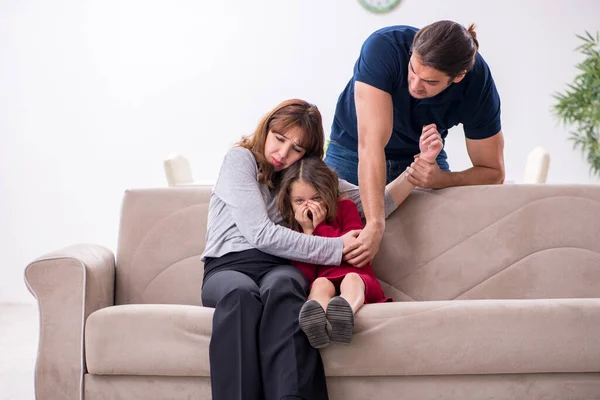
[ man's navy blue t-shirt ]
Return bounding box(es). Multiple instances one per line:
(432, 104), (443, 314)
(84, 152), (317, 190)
(330, 25), (502, 164)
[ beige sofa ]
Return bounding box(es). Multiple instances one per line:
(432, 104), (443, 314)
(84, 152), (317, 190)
(25, 184), (600, 400)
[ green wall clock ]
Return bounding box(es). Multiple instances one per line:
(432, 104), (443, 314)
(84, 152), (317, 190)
(358, 0), (402, 14)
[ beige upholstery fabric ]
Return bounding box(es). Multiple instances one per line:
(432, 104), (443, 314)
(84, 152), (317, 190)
(85, 304), (212, 376)
(25, 245), (115, 400)
(83, 373), (600, 400)
(326, 374), (600, 400)
(321, 298), (600, 376)
(25, 184), (600, 399)
(114, 185), (600, 306)
(375, 185), (600, 301)
(115, 187), (211, 306)
(85, 299), (600, 377)
(84, 375), (212, 400)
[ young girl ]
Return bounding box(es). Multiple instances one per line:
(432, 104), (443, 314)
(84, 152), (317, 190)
(277, 157), (392, 349)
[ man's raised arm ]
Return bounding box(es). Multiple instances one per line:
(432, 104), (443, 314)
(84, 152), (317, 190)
(344, 81), (393, 267)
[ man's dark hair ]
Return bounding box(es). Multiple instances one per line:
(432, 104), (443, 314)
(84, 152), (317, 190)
(411, 20), (480, 78)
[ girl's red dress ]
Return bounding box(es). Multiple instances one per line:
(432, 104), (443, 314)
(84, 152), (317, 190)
(293, 198), (392, 304)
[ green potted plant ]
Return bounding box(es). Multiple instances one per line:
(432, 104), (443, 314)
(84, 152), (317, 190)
(553, 31), (600, 177)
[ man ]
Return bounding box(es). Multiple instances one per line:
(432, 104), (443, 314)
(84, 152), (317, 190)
(327, 21), (505, 266)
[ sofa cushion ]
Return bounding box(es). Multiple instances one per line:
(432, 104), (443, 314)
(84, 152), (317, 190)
(321, 298), (600, 376)
(85, 299), (600, 377)
(86, 305), (212, 376)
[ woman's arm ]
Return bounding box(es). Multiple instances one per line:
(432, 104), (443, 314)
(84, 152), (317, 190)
(214, 148), (343, 265)
(338, 172), (415, 219)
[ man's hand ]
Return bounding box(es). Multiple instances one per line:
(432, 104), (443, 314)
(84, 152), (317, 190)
(406, 159), (445, 188)
(342, 224), (383, 268)
(294, 204), (314, 234)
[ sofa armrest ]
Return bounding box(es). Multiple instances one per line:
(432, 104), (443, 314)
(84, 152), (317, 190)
(24, 244), (115, 400)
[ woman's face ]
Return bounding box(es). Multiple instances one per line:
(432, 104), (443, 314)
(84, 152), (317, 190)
(264, 126), (307, 171)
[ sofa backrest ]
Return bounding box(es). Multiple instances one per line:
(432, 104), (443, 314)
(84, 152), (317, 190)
(115, 185), (600, 305)
(116, 187), (211, 305)
(373, 184), (600, 301)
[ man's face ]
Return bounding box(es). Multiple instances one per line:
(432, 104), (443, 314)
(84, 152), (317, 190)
(407, 54), (463, 99)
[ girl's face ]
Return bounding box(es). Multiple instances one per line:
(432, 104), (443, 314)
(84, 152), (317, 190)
(264, 126), (307, 172)
(290, 180), (323, 214)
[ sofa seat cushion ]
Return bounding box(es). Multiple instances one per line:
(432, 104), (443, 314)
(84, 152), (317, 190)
(321, 298), (600, 376)
(86, 304), (213, 376)
(85, 299), (600, 377)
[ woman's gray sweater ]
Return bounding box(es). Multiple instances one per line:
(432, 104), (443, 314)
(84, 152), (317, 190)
(201, 147), (398, 265)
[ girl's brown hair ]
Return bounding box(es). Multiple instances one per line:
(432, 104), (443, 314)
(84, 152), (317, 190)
(277, 157), (339, 232)
(238, 99), (325, 188)
(411, 20), (479, 78)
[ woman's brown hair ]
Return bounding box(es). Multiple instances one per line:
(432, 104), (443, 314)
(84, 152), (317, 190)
(411, 20), (480, 79)
(277, 157), (340, 232)
(238, 99), (325, 188)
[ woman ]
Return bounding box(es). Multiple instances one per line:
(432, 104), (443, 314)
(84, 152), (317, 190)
(200, 99), (442, 400)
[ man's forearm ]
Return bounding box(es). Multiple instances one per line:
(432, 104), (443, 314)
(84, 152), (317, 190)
(358, 147), (387, 230)
(441, 165), (505, 188)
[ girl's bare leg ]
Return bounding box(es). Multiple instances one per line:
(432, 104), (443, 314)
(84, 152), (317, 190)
(308, 277), (335, 311)
(326, 273), (365, 344)
(339, 273), (366, 314)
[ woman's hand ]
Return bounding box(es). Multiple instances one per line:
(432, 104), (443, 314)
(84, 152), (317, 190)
(341, 229), (361, 251)
(294, 204), (314, 233)
(306, 200), (327, 227)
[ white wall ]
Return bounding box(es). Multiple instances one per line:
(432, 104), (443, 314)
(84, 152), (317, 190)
(1, 0), (599, 304)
